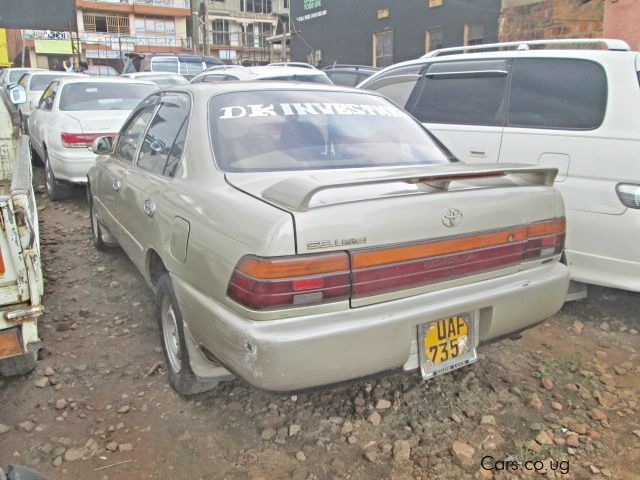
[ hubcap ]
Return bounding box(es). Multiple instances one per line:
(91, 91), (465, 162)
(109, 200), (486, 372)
(161, 296), (182, 374)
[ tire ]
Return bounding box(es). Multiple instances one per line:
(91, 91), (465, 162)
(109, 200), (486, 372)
(44, 150), (71, 201)
(0, 351), (37, 377)
(88, 187), (109, 251)
(156, 273), (218, 396)
(19, 113), (28, 135)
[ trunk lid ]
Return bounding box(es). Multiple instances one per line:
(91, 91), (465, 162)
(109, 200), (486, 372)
(63, 111), (130, 135)
(227, 164), (560, 253)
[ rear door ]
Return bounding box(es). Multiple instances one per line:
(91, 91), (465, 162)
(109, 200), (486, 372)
(96, 96), (158, 251)
(498, 57), (616, 214)
(407, 59), (509, 164)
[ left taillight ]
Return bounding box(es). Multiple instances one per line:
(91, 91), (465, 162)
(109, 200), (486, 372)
(227, 253), (351, 310)
(61, 132), (114, 149)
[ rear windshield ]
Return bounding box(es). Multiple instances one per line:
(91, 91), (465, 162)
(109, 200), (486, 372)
(209, 90), (451, 172)
(59, 83), (156, 111)
(261, 75), (333, 85)
(30, 74), (63, 91)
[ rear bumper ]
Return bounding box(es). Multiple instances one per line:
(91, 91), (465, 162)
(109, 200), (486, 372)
(173, 262), (569, 391)
(49, 148), (95, 184)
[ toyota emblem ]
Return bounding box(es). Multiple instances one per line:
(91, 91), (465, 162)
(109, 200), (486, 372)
(442, 208), (463, 228)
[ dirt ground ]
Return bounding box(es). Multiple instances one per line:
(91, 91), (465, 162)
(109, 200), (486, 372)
(1, 171), (639, 480)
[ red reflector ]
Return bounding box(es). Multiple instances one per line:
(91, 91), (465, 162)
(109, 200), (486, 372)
(292, 277), (325, 291)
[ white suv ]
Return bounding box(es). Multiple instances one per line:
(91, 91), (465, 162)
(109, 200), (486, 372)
(359, 38), (640, 293)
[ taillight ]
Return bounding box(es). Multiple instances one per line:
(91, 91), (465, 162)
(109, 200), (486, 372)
(228, 218), (565, 308)
(61, 132), (114, 149)
(227, 253), (351, 310)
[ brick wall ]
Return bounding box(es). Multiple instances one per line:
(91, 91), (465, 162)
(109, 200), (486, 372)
(603, 0), (640, 50)
(500, 0), (604, 42)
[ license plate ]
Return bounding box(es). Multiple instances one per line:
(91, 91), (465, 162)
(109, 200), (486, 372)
(418, 311), (479, 380)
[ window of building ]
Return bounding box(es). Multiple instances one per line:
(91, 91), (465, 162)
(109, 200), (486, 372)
(241, 0), (272, 13)
(412, 60), (509, 126)
(428, 0), (443, 7)
(464, 22), (484, 46)
(211, 19), (230, 45)
(83, 11), (130, 34)
(243, 22), (273, 48)
(374, 29), (393, 68)
(508, 58), (607, 130)
(425, 27), (443, 52)
(135, 16), (176, 37)
(378, 7), (389, 19)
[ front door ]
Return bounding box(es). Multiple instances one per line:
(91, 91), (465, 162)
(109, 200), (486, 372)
(98, 97), (159, 257)
(407, 59), (510, 164)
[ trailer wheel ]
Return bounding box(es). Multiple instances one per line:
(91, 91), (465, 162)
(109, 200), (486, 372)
(0, 351), (37, 377)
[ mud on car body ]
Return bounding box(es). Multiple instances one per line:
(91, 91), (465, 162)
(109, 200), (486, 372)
(86, 82), (569, 395)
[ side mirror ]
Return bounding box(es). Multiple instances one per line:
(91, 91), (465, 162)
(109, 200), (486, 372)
(91, 136), (113, 155)
(9, 85), (26, 105)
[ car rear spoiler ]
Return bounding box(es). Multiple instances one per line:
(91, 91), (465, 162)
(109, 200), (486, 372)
(261, 164), (558, 211)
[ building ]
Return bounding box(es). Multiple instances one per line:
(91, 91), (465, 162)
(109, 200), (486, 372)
(192, 0), (290, 65)
(21, 0), (192, 71)
(499, 0), (603, 42)
(289, 0), (501, 68)
(603, 0), (640, 50)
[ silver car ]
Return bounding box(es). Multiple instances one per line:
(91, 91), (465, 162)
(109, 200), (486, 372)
(87, 82), (569, 395)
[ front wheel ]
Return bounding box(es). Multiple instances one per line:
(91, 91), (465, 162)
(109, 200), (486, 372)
(156, 274), (220, 396)
(88, 189), (109, 251)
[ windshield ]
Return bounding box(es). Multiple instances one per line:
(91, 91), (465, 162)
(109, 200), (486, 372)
(30, 74), (62, 91)
(209, 90), (451, 172)
(59, 83), (156, 111)
(261, 74), (333, 85)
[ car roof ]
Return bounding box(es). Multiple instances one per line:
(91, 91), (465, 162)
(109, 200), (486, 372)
(364, 48), (639, 84)
(168, 80), (376, 98)
(56, 77), (156, 86)
(192, 66), (329, 82)
(25, 71), (81, 78)
(125, 72), (183, 77)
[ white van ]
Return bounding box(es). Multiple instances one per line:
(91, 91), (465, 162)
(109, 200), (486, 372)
(359, 39), (640, 293)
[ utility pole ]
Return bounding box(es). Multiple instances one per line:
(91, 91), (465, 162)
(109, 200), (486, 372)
(202, 1), (210, 55)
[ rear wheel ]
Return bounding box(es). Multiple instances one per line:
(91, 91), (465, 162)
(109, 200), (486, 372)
(44, 150), (71, 201)
(156, 274), (220, 396)
(0, 351), (37, 377)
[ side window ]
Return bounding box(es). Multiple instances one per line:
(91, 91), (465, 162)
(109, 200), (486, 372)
(411, 60), (509, 126)
(136, 93), (190, 177)
(114, 101), (158, 163)
(508, 58), (607, 130)
(39, 82), (57, 110)
(364, 64), (422, 108)
(327, 72), (359, 87)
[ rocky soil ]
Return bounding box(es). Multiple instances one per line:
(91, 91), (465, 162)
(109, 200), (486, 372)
(0, 174), (639, 480)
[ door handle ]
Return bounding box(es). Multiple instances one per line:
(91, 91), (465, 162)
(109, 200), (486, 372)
(143, 199), (156, 217)
(112, 179), (121, 191)
(469, 148), (488, 157)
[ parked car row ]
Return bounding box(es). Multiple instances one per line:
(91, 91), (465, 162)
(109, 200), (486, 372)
(0, 37), (634, 397)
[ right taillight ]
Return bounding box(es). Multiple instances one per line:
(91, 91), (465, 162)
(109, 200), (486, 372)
(227, 253), (351, 310)
(524, 218), (566, 260)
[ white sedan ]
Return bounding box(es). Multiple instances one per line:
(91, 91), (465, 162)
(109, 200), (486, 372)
(15, 71), (83, 132)
(28, 77), (157, 200)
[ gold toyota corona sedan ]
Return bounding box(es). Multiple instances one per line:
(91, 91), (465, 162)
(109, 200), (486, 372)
(87, 82), (570, 395)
